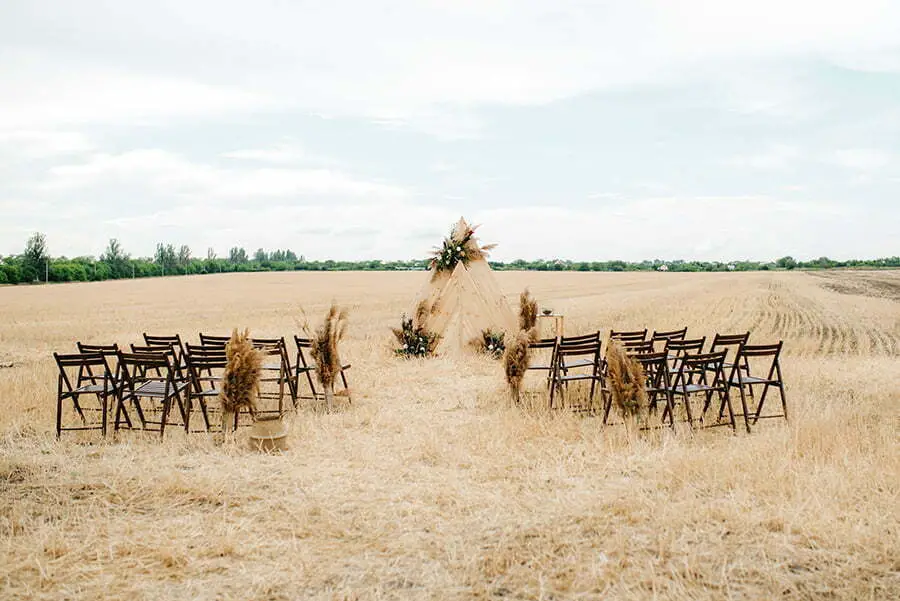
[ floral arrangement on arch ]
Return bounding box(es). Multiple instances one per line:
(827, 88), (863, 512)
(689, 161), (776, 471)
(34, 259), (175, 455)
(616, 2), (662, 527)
(428, 222), (496, 279)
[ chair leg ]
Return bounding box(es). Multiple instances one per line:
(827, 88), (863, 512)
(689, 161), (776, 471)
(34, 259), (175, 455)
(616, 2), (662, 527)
(340, 370), (351, 404)
(56, 392), (64, 439)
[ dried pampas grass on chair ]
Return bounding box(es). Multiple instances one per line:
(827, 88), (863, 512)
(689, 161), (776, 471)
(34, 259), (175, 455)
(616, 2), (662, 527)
(220, 328), (262, 433)
(605, 340), (648, 435)
(305, 304), (349, 412)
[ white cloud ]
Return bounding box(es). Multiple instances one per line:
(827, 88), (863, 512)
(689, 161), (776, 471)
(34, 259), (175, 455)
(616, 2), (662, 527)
(41, 149), (409, 200)
(0, 130), (94, 158)
(2, 1), (899, 133)
(827, 148), (894, 172)
(726, 144), (801, 170)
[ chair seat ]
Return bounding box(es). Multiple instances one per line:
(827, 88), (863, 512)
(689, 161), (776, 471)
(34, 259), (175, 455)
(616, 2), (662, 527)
(738, 375), (779, 385)
(134, 380), (188, 397)
(73, 383), (118, 394)
(558, 374), (600, 383)
(674, 383), (719, 394)
(193, 388), (220, 397)
(261, 362), (285, 371)
(561, 358), (594, 369)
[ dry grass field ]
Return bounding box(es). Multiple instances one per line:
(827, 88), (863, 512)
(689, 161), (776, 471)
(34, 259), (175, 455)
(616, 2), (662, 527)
(1, 270), (898, 600)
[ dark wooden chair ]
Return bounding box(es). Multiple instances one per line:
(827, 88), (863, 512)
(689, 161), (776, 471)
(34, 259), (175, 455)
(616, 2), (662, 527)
(53, 352), (118, 438)
(252, 337), (297, 408)
(602, 350), (674, 429)
(116, 350), (191, 437)
(609, 328), (648, 343)
(731, 342), (788, 427)
(183, 343), (227, 432)
(549, 340), (603, 412)
(668, 350), (743, 433)
(251, 340), (290, 415)
(293, 336), (352, 404)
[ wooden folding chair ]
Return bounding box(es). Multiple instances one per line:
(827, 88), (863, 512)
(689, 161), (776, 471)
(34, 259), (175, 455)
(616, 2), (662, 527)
(183, 343), (227, 432)
(54, 352), (118, 438)
(293, 336), (352, 404)
(651, 327), (688, 345)
(252, 341), (290, 415)
(602, 351), (675, 430)
(731, 342), (788, 427)
(668, 350), (743, 433)
(609, 328), (648, 343)
(549, 340), (603, 412)
(116, 350), (191, 437)
(252, 337), (297, 408)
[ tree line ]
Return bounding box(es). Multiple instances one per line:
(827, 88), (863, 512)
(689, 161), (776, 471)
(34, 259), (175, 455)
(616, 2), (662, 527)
(1, 232), (898, 285)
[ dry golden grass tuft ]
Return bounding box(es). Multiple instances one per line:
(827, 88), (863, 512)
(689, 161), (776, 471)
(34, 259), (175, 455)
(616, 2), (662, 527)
(605, 340), (648, 423)
(220, 328), (261, 414)
(0, 270), (898, 600)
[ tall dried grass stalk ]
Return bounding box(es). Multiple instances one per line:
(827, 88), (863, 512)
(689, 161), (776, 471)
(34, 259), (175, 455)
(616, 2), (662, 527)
(307, 304), (349, 412)
(503, 330), (533, 403)
(605, 340), (648, 429)
(220, 328), (262, 432)
(519, 289), (538, 331)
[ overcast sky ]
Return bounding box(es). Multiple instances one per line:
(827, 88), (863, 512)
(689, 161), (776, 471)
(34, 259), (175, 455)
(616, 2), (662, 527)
(1, 1), (898, 262)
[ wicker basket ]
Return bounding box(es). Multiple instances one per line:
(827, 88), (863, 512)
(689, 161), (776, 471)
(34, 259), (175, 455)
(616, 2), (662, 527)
(248, 415), (288, 452)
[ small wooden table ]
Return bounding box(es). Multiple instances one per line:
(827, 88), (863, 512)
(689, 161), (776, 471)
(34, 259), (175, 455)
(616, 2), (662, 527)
(537, 313), (565, 341)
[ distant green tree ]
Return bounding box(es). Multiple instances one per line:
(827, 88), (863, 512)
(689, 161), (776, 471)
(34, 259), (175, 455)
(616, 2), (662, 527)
(23, 232), (48, 280)
(776, 256), (797, 270)
(100, 238), (132, 278)
(229, 247), (248, 264)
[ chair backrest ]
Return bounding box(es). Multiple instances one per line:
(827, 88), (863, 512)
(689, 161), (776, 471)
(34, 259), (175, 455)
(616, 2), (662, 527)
(184, 343), (227, 361)
(609, 329), (648, 342)
(142, 334), (185, 357)
(622, 339), (656, 355)
(118, 350), (177, 390)
(673, 350), (728, 389)
(560, 331), (600, 346)
(528, 337), (558, 350)
(736, 342), (784, 381)
(199, 333), (231, 348)
(633, 351), (670, 389)
(54, 352), (114, 394)
(555, 340), (601, 361)
(651, 327), (688, 342)
(75, 343), (120, 383)
(710, 332), (749, 367)
(667, 337), (706, 356)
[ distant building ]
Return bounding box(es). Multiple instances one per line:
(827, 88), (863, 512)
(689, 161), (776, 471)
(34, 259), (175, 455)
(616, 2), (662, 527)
(727, 264), (736, 271)
(657, 264), (669, 272)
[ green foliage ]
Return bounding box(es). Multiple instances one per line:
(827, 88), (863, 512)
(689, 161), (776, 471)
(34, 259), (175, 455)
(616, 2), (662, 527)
(392, 314), (439, 358)
(23, 232), (48, 274)
(478, 329), (506, 359)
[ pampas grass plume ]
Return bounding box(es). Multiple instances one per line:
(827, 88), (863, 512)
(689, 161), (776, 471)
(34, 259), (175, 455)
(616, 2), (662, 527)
(221, 328), (262, 413)
(519, 289), (538, 332)
(503, 329), (533, 403)
(605, 340), (648, 420)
